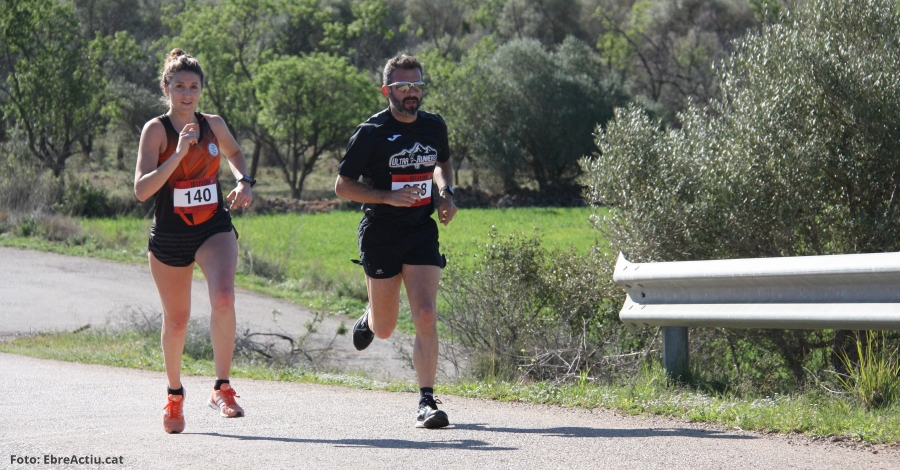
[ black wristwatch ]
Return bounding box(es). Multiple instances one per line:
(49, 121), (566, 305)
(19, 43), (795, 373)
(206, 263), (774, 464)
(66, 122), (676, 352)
(238, 175), (257, 187)
(440, 185), (455, 197)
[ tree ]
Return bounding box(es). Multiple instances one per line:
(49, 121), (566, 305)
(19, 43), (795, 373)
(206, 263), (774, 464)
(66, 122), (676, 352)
(498, 0), (590, 46)
(322, 0), (412, 72)
(405, 0), (468, 58)
(469, 37), (626, 190)
(166, 0), (281, 179)
(419, 39), (496, 187)
(581, 0), (900, 384)
(254, 53), (378, 198)
(594, 0), (758, 124)
(0, 0), (118, 177)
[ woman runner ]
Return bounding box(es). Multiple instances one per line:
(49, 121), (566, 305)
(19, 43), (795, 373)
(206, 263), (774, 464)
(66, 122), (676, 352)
(134, 48), (256, 434)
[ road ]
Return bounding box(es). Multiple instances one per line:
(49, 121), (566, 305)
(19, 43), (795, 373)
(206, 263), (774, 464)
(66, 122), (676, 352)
(0, 246), (429, 381)
(0, 247), (897, 469)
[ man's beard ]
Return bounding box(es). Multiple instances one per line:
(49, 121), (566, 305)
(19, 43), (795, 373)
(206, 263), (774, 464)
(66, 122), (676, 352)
(389, 89), (421, 116)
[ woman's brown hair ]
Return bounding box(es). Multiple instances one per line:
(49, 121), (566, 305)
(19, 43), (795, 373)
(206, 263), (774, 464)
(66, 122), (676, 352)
(159, 48), (204, 102)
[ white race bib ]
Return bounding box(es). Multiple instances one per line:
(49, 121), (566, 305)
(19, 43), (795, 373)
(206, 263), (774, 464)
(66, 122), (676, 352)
(391, 173), (432, 207)
(173, 177), (218, 214)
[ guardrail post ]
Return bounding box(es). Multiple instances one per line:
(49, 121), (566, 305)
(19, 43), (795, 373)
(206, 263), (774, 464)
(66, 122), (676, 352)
(662, 326), (689, 381)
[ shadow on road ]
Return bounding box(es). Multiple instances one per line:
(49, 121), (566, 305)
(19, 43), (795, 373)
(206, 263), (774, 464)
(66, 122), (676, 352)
(190, 433), (517, 451)
(191, 423), (752, 450)
(452, 423), (755, 440)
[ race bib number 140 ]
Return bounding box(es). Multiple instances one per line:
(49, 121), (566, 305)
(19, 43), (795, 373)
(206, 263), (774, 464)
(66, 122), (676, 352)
(391, 173), (432, 207)
(173, 177), (218, 214)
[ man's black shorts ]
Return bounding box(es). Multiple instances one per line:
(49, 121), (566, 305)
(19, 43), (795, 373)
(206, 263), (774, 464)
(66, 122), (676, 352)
(149, 214), (238, 267)
(357, 216), (445, 279)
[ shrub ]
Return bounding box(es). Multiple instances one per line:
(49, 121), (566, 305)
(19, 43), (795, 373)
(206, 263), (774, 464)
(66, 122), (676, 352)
(0, 146), (61, 215)
(439, 228), (645, 382)
(580, 0), (900, 387)
(56, 177), (113, 218)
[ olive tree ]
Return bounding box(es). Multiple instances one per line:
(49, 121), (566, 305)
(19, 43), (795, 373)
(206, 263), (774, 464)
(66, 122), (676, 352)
(581, 0), (900, 385)
(471, 36), (626, 190)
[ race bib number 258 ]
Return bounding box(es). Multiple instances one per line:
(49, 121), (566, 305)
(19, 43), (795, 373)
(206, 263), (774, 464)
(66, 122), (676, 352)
(173, 177), (218, 214)
(391, 173), (432, 207)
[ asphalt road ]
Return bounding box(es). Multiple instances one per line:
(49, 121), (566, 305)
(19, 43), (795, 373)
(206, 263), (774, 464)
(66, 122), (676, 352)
(0, 246), (431, 381)
(1, 247), (898, 469)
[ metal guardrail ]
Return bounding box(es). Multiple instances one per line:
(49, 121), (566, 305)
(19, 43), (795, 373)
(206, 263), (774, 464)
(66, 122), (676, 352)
(612, 252), (900, 378)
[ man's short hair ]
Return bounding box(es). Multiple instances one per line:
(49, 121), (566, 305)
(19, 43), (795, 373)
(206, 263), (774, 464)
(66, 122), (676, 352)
(383, 54), (423, 86)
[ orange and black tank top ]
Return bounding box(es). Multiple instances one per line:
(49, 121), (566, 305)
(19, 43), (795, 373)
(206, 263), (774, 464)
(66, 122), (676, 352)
(151, 113), (229, 231)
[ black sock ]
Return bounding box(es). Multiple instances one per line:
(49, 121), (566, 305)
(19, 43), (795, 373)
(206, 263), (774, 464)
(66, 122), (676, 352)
(420, 387), (434, 399)
(167, 386), (184, 396)
(214, 379), (230, 391)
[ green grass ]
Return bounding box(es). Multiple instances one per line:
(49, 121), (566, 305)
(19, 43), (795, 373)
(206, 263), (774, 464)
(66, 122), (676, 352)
(231, 207), (601, 281)
(0, 207), (601, 334)
(0, 207), (601, 310)
(3, 329), (899, 445)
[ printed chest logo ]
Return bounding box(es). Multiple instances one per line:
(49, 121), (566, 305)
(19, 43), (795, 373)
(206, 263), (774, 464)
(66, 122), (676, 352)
(389, 142), (437, 169)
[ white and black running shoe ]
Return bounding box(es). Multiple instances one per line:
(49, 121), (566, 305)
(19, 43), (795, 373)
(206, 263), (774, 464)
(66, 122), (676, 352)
(352, 305), (375, 351)
(416, 394), (449, 429)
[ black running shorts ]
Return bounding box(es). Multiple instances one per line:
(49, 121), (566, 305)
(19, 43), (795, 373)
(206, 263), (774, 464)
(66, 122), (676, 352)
(149, 215), (238, 267)
(357, 217), (445, 279)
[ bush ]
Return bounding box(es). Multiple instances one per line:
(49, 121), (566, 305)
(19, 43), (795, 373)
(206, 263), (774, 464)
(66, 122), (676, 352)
(580, 0), (900, 387)
(55, 177), (113, 218)
(439, 228), (646, 382)
(0, 146), (61, 215)
(582, 0), (900, 262)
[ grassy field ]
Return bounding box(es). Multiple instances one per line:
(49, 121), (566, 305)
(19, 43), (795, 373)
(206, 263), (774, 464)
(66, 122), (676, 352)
(0, 206), (601, 285)
(0, 206), (603, 319)
(231, 206), (602, 282)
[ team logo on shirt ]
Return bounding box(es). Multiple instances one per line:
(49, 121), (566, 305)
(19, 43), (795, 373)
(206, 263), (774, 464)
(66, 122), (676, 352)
(389, 142), (437, 169)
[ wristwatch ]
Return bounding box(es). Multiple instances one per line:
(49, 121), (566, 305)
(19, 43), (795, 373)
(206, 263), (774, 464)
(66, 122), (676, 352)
(440, 185), (455, 197)
(238, 175), (257, 187)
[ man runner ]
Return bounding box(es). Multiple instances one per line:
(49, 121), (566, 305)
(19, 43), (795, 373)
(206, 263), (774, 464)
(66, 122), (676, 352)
(334, 54), (457, 429)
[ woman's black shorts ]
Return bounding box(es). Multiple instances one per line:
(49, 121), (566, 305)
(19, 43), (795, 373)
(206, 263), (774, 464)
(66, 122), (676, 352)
(357, 216), (445, 279)
(149, 214), (238, 267)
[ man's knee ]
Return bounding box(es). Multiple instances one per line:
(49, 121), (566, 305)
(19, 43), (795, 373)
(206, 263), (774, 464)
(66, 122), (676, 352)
(412, 303), (438, 332)
(374, 327), (394, 340)
(370, 307), (397, 339)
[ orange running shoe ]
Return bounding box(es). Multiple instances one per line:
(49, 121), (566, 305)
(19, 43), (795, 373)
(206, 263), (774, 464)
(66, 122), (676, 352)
(208, 384), (244, 417)
(162, 391), (186, 434)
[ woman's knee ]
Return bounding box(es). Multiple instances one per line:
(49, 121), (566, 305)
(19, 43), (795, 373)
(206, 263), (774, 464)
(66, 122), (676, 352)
(163, 313), (190, 335)
(209, 284), (235, 312)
